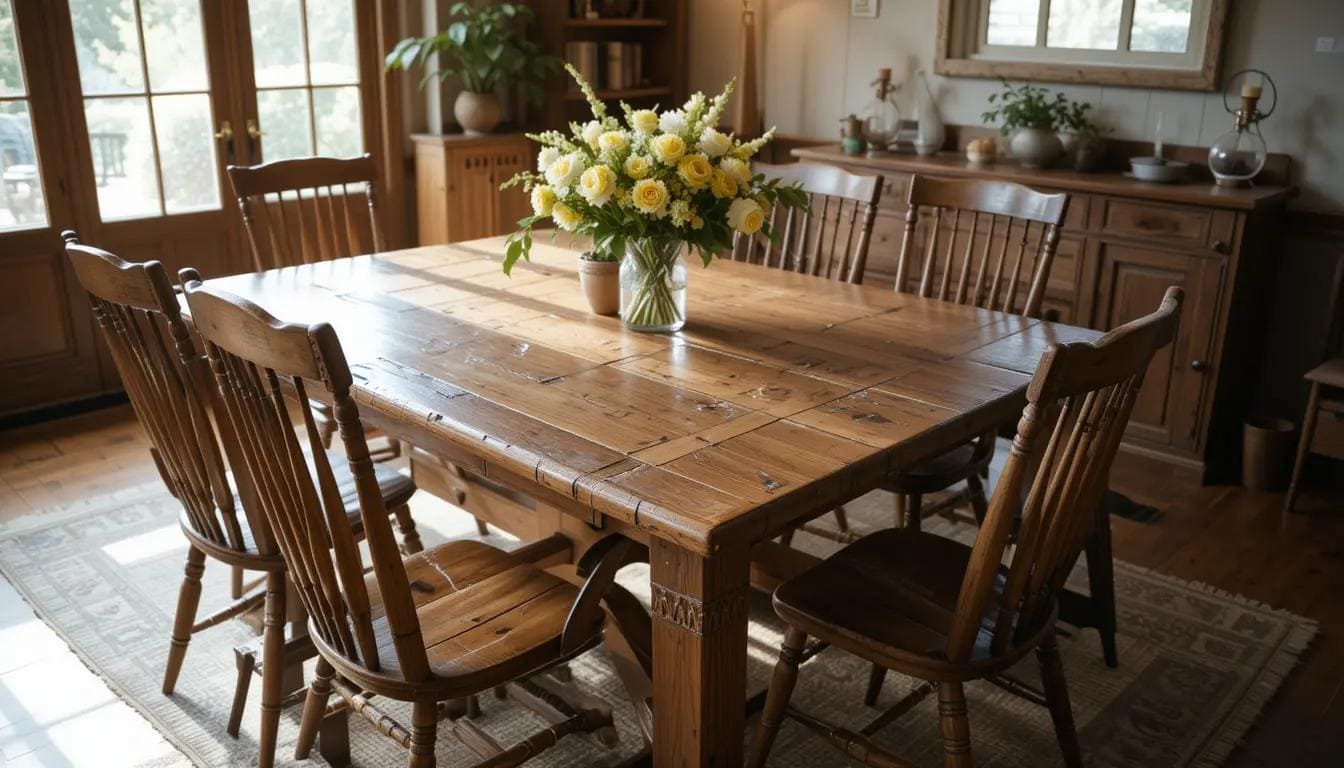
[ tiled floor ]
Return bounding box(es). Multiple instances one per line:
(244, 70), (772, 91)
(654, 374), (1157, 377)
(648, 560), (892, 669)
(0, 579), (187, 767)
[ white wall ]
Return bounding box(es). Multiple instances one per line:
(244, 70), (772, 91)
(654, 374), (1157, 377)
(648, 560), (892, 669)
(688, 0), (1344, 211)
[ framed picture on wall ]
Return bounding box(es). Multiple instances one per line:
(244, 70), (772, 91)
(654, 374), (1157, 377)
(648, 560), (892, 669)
(851, 0), (879, 17)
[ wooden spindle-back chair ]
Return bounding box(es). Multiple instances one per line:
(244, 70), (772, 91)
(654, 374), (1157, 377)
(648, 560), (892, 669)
(62, 233), (422, 768)
(895, 174), (1068, 317)
(181, 278), (641, 768)
(748, 287), (1184, 768)
(228, 154), (383, 272)
(730, 162), (883, 284)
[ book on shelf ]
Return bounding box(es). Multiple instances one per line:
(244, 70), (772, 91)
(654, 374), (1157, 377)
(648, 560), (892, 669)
(564, 41), (645, 93)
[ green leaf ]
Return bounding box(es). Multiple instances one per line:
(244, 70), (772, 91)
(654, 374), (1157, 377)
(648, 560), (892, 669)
(447, 21), (467, 46)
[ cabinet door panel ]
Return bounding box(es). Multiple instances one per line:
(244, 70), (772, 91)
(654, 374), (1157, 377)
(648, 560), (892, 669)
(453, 148), (497, 242)
(1092, 242), (1222, 451)
(492, 146), (533, 235)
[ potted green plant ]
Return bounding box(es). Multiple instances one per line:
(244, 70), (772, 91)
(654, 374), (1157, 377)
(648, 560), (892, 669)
(981, 81), (1067, 169)
(385, 2), (558, 136)
(1057, 99), (1106, 172)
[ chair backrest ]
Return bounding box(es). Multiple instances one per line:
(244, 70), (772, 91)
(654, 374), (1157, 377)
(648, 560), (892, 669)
(946, 286), (1184, 663)
(730, 162), (883, 284)
(227, 154), (384, 271)
(895, 175), (1069, 318)
(61, 232), (258, 556)
(181, 278), (429, 683)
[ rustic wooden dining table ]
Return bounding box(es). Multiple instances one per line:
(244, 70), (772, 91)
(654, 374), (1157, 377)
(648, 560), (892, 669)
(202, 234), (1102, 767)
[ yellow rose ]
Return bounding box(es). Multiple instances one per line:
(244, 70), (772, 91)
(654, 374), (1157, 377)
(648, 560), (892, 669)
(624, 154), (651, 180)
(598, 130), (629, 155)
(578, 165), (617, 205)
(677, 154), (713, 189)
(709, 169), (738, 199)
(631, 179), (669, 216)
(649, 134), (687, 165)
(727, 198), (765, 234)
(720, 157), (751, 185)
(545, 152), (585, 188)
(530, 185), (556, 216)
(630, 109), (659, 134)
(551, 201), (582, 231)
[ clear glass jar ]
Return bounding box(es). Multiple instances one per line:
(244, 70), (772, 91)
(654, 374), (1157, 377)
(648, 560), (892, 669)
(1208, 122), (1267, 187)
(863, 68), (901, 155)
(620, 238), (686, 333)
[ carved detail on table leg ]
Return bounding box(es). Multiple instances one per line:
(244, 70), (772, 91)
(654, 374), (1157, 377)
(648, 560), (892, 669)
(650, 583), (748, 637)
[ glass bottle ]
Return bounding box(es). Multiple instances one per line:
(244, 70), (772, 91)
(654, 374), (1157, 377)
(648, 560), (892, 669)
(913, 70), (945, 156)
(1208, 85), (1268, 187)
(862, 68), (901, 156)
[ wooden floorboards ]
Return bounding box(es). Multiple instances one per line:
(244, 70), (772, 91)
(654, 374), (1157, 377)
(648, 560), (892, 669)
(1, 404), (1341, 766)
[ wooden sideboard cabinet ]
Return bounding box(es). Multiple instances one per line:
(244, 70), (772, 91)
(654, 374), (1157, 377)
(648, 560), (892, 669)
(793, 145), (1294, 481)
(412, 133), (534, 245)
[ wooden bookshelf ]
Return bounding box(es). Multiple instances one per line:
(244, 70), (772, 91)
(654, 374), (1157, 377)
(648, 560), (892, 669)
(527, 1), (688, 130)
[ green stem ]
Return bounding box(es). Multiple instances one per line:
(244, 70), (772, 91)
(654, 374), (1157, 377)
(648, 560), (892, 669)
(622, 240), (683, 331)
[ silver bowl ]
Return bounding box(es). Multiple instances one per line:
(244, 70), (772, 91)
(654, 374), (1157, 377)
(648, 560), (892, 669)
(1129, 157), (1189, 184)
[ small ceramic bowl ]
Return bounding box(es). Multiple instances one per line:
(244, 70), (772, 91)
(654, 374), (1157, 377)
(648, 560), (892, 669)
(1129, 157), (1189, 184)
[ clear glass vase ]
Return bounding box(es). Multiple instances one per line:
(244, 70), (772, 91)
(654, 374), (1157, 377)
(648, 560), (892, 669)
(620, 239), (687, 333)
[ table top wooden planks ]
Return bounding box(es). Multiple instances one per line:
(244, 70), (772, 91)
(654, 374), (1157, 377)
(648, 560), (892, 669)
(203, 235), (1102, 555)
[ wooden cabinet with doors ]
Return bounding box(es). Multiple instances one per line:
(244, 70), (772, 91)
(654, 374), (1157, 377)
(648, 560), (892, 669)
(0, 0), (399, 419)
(793, 144), (1293, 481)
(412, 133), (533, 245)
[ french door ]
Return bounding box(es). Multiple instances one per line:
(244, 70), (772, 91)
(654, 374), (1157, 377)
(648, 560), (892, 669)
(0, 0), (388, 417)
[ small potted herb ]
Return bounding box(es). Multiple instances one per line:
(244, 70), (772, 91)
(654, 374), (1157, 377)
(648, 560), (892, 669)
(1057, 100), (1106, 172)
(981, 81), (1067, 169)
(385, 2), (558, 135)
(578, 248), (620, 316)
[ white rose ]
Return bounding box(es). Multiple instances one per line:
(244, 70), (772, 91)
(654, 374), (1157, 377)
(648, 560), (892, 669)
(581, 120), (604, 149)
(659, 110), (688, 136)
(545, 152), (586, 188)
(630, 109), (659, 134)
(578, 165), (617, 206)
(698, 128), (732, 158)
(536, 146), (560, 173)
(727, 197), (765, 235)
(598, 130), (629, 155)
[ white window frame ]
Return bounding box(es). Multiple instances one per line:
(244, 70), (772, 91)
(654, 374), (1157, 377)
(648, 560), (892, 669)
(935, 0), (1229, 91)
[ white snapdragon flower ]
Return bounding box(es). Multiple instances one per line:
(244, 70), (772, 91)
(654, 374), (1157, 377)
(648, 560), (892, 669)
(658, 109), (688, 136)
(581, 120), (604, 149)
(536, 146), (561, 173)
(697, 128), (732, 158)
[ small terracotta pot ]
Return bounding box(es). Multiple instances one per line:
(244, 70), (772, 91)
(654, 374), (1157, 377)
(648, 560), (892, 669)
(578, 257), (620, 316)
(454, 91), (502, 136)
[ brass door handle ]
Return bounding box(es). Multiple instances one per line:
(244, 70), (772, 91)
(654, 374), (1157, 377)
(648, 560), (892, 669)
(214, 120), (233, 141)
(246, 118), (263, 140)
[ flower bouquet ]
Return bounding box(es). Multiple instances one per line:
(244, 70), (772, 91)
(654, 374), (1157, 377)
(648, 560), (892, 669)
(500, 65), (809, 332)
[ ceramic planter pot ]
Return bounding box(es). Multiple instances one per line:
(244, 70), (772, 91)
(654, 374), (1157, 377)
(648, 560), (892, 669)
(454, 91), (503, 136)
(578, 257), (620, 316)
(1059, 131), (1106, 172)
(1010, 128), (1064, 169)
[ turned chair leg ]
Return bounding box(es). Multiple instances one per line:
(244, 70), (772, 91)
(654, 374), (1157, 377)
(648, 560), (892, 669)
(409, 699), (439, 768)
(937, 681), (972, 768)
(1284, 381), (1320, 528)
(864, 664), (887, 706)
(905, 494), (923, 532)
(893, 492), (907, 528)
(747, 627), (808, 768)
(1037, 633), (1083, 767)
(832, 505), (851, 534)
(296, 657), (337, 759)
(392, 504), (424, 554)
(1085, 502), (1119, 668)
(474, 517), (490, 536)
(257, 571), (287, 768)
(162, 546), (205, 695)
(227, 648), (255, 737)
(231, 565), (245, 600)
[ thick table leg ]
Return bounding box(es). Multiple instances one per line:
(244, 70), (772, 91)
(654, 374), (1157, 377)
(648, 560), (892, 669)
(650, 539), (750, 768)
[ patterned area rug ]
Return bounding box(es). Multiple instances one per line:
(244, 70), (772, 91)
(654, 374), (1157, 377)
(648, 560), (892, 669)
(0, 481), (1316, 767)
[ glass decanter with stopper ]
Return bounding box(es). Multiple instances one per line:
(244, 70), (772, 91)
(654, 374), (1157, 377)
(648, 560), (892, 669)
(1208, 69), (1275, 188)
(862, 68), (902, 156)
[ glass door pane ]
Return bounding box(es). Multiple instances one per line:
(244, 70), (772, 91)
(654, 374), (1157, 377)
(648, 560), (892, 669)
(0, 0), (47, 231)
(248, 0), (363, 162)
(69, 0), (222, 221)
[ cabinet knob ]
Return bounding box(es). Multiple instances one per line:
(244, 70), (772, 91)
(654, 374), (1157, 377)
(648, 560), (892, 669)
(1211, 239), (1229, 254)
(1190, 359), (1209, 372)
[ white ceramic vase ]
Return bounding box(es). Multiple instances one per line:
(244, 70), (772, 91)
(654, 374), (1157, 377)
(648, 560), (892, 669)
(454, 91), (503, 136)
(1010, 128), (1064, 169)
(913, 71), (945, 157)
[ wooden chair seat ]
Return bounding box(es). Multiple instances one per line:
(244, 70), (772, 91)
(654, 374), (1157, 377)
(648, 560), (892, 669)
(884, 439), (991, 493)
(773, 528), (1044, 682)
(1306, 356), (1344, 387)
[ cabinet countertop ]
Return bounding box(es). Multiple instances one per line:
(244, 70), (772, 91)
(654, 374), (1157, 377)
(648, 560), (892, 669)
(793, 145), (1295, 212)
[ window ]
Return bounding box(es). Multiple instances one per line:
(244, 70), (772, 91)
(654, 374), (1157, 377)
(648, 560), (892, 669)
(0, 0), (46, 231)
(69, 0), (222, 220)
(937, 0), (1229, 90)
(249, 0), (363, 163)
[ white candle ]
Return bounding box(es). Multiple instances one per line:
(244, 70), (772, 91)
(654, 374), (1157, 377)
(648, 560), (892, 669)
(1154, 111), (1164, 160)
(1241, 83), (1262, 98)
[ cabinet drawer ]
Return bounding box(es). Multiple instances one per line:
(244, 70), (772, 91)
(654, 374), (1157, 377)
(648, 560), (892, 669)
(1101, 199), (1211, 245)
